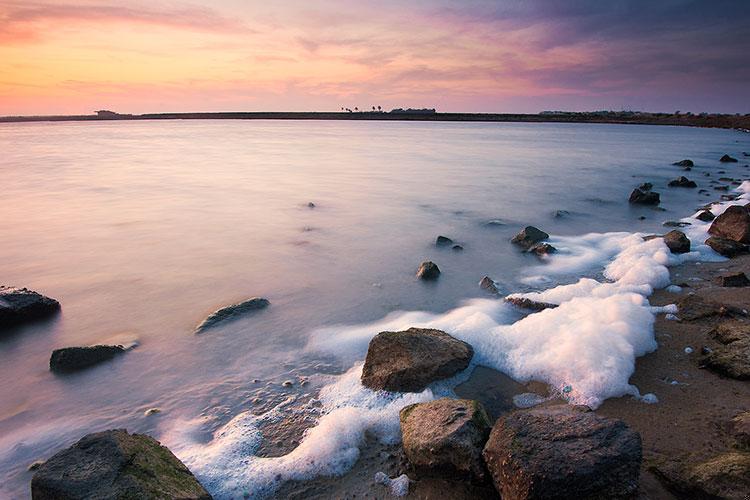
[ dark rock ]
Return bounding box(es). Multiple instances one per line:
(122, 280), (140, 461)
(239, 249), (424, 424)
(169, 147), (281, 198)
(50, 345), (126, 373)
(638, 216), (647, 220)
(663, 230), (691, 254)
(731, 412), (750, 450)
(416, 261), (441, 280)
(527, 242), (557, 256)
(709, 321), (750, 345)
(714, 185), (729, 191)
(505, 296), (558, 311)
(452, 244), (464, 251)
(708, 205), (750, 243)
(629, 188), (660, 205)
(307, 202), (316, 208)
(195, 297), (270, 333)
(662, 220), (691, 227)
(637, 182), (653, 191)
(479, 276), (499, 294)
(720, 154), (739, 163)
(0, 286), (60, 329)
(553, 210), (570, 218)
(361, 327), (473, 392)
(651, 452), (750, 500)
(704, 338), (750, 379)
(677, 295), (727, 321)
(400, 398), (491, 481)
(673, 159), (694, 167)
(696, 210), (716, 222)
(705, 236), (749, 257)
(511, 226), (549, 250)
(483, 219), (506, 227)
(31, 429), (211, 500)
(668, 176), (697, 188)
(715, 272), (750, 287)
(483, 405), (642, 500)
(436, 235), (454, 247)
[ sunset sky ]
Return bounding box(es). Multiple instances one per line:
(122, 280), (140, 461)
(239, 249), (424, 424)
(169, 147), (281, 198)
(1, 0), (749, 116)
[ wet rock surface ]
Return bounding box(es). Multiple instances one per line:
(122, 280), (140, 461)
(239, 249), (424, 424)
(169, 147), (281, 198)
(49, 345), (127, 373)
(400, 398), (491, 481)
(0, 286), (60, 329)
(651, 451), (750, 500)
(629, 188), (660, 205)
(705, 236), (748, 257)
(361, 327), (473, 392)
(664, 230), (691, 254)
(195, 297), (269, 333)
(708, 205), (750, 243)
(436, 235), (454, 247)
(714, 272), (750, 287)
(673, 159), (694, 168)
(482, 405), (642, 500)
(505, 296), (558, 311)
(668, 176), (697, 188)
(527, 242), (556, 255)
(479, 276), (499, 294)
(696, 209), (715, 222)
(31, 429), (211, 500)
(510, 226), (549, 250)
(720, 154), (739, 163)
(416, 261), (441, 280)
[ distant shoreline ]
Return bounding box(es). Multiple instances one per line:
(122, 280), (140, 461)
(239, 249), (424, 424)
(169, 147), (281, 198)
(2, 111), (750, 130)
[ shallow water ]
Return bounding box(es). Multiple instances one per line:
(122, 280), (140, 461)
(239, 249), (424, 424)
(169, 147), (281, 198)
(1, 120), (748, 497)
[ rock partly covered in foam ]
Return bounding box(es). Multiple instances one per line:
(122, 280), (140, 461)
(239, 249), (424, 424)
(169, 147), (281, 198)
(714, 272), (750, 287)
(31, 429), (212, 500)
(720, 154), (739, 163)
(668, 176), (698, 188)
(400, 398), (491, 481)
(195, 297), (270, 333)
(708, 205), (750, 243)
(483, 405), (642, 500)
(705, 236), (748, 257)
(50, 345), (127, 373)
(361, 327), (473, 392)
(511, 226), (549, 250)
(504, 296), (558, 311)
(629, 188), (660, 205)
(479, 276), (499, 294)
(416, 261), (440, 280)
(696, 209), (716, 222)
(527, 242), (557, 256)
(0, 286), (60, 329)
(663, 230), (691, 254)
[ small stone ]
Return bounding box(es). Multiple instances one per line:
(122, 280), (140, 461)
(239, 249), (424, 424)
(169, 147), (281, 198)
(668, 176), (697, 188)
(673, 159), (694, 167)
(307, 202), (316, 208)
(696, 210), (715, 222)
(416, 261), (440, 280)
(479, 276), (499, 294)
(435, 235), (453, 247)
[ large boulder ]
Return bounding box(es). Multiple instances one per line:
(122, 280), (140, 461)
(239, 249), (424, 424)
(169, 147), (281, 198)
(50, 345), (126, 373)
(628, 188), (660, 205)
(708, 206), (750, 243)
(416, 261), (441, 280)
(720, 154), (739, 163)
(400, 398), (491, 480)
(0, 286), (60, 329)
(31, 429), (212, 500)
(668, 176), (697, 188)
(482, 406), (642, 500)
(195, 297), (269, 333)
(511, 226), (549, 250)
(361, 327), (473, 392)
(663, 230), (691, 254)
(705, 236), (748, 257)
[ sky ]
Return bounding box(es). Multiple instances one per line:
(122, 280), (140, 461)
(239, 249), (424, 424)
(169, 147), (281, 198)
(1, 0), (749, 116)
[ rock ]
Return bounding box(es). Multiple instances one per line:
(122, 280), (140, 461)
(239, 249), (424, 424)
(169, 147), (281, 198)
(663, 230), (691, 254)
(696, 210), (715, 222)
(704, 337), (750, 379)
(715, 272), (750, 287)
(715, 185), (729, 191)
(505, 296), (558, 311)
(452, 245), (464, 251)
(511, 226), (549, 250)
(49, 345), (126, 373)
(416, 261), (440, 280)
(705, 236), (749, 257)
(673, 159), (694, 167)
(709, 321), (750, 344)
(677, 294), (739, 321)
(553, 210), (570, 218)
(436, 235), (453, 247)
(662, 220), (691, 227)
(0, 286), (60, 329)
(31, 429), (211, 500)
(668, 176), (698, 188)
(720, 154), (739, 163)
(708, 205), (750, 243)
(400, 398), (491, 480)
(479, 276), (499, 294)
(483, 405), (642, 500)
(629, 188), (660, 205)
(28, 461), (45, 472)
(723, 194), (739, 201)
(527, 242), (556, 256)
(195, 297), (270, 333)
(652, 452), (750, 500)
(144, 408), (161, 416)
(361, 327), (473, 392)
(637, 182), (653, 191)
(307, 202), (316, 208)
(731, 412), (750, 450)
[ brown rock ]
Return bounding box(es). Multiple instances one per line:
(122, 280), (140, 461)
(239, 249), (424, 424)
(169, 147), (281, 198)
(710, 321), (750, 344)
(504, 296), (558, 311)
(731, 412), (750, 450)
(511, 226), (549, 250)
(663, 230), (691, 254)
(652, 451), (750, 500)
(527, 242), (556, 255)
(705, 236), (749, 257)
(677, 294), (728, 321)
(714, 272), (750, 287)
(416, 261), (440, 280)
(696, 210), (715, 222)
(629, 188), (660, 205)
(361, 328), (473, 392)
(708, 205), (750, 243)
(50, 345), (126, 373)
(400, 398), (491, 481)
(703, 337), (750, 379)
(479, 276), (499, 294)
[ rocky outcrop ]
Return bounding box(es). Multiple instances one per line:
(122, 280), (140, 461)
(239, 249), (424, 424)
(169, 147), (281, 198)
(436, 236), (453, 247)
(482, 405), (642, 500)
(511, 226), (549, 250)
(708, 205), (750, 243)
(31, 429), (211, 500)
(0, 286), (60, 329)
(628, 188), (660, 205)
(696, 210), (715, 222)
(668, 176), (697, 188)
(400, 398), (491, 480)
(505, 296), (558, 311)
(652, 452), (750, 500)
(361, 328), (473, 392)
(416, 261), (441, 280)
(715, 272), (750, 287)
(479, 276), (499, 294)
(50, 345), (126, 373)
(663, 230), (691, 254)
(195, 297), (269, 333)
(673, 159), (694, 168)
(720, 154), (739, 163)
(705, 236), (748, 257)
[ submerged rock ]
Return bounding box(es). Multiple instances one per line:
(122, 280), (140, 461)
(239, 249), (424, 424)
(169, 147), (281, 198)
(416, 261), (441, 280)
(705, 236), (749, 257)
(708, 205), (750, 243)
(505, 296), (558, 311)
(511, 226), (549, 250)
(31, 429), (211, 500)
(400, 398), (491, 481)
(664, 230), (691, 254)
(452, 244), (464, 251)
(0, 286), (60, 329)
(361, 327), (473, 392)
(673, 159), (694, 168)
(720, 154), (739, 163)
(195, 297), (270, 333)
(435, 235), (454, 247)
(49, 345), (126, 373)
(527, 242), (557, 256)
(668, 176), (697, 188)
(715, 272), (750, 287)
(629, 188), (660, 205)
(479, 276), (499, 294)
(483, 405), (642, 500)
(696, 210), (716, 222)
